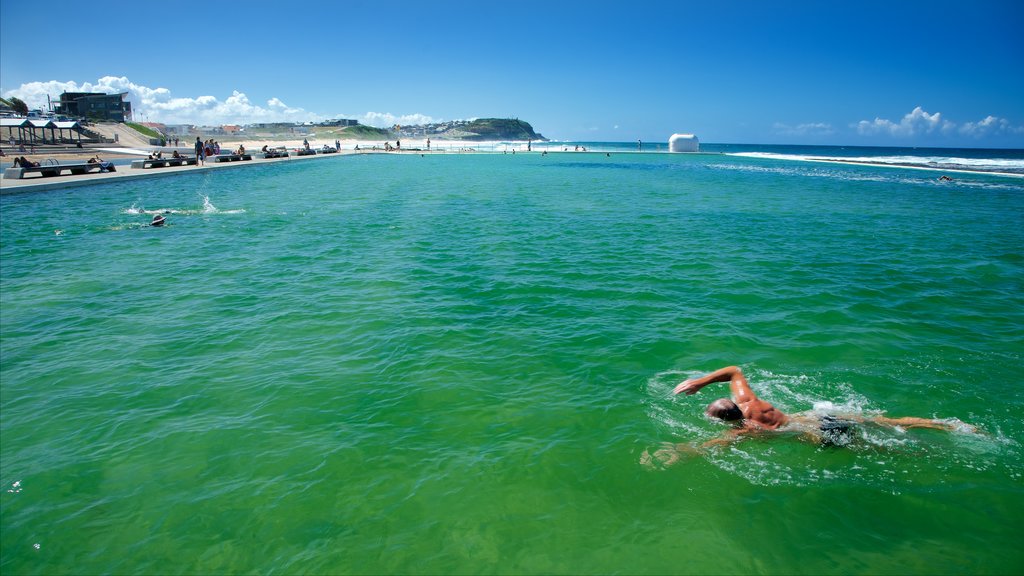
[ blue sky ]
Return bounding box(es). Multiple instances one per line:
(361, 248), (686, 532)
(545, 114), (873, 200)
(2, 0), (1022, 146)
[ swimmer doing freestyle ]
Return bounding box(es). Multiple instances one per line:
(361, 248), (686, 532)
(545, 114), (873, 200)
(680, 366), (971, 445)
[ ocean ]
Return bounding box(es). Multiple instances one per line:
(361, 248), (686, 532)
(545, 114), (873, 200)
(2, 145), (1022, 574)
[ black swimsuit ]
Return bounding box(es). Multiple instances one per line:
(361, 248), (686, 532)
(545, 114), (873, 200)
(819, 415), (855, 446)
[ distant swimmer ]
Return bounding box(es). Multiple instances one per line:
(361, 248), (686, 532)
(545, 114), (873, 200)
(642, 366), (975, 465)
(151, 214), (166, 227)
(939, 175), (954, 182)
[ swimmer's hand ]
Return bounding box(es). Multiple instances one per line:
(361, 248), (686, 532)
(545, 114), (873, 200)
(673, 379), (703, 395)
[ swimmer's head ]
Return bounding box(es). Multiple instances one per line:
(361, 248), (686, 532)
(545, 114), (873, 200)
(706, 398), (743, 421)
(151, 214), (165, 226)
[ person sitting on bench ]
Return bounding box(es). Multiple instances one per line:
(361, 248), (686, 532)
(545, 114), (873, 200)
(86, 155), (116, 172)
(14, 156), (40, 168)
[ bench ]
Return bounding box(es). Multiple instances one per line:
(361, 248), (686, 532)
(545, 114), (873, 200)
(130, 157), (198, 169)
(263, 150), (289, 159)
(211, 154), (253, 162)
(3, 162), (116, 180)
(296, 149), (317, 156)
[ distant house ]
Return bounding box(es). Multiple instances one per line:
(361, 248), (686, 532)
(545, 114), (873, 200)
(320, 119), (359, 127)
(140, 122), (167, 134)
(222, 125), (242, 134)
(53, 92), (132, 122)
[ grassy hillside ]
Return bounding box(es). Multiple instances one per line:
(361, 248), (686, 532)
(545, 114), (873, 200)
(335, 125), (393, 139)
(460, 118), (545, 141)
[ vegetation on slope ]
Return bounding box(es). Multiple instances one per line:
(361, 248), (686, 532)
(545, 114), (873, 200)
(125, 122), (162, 139)
(459, 118), (545, 141)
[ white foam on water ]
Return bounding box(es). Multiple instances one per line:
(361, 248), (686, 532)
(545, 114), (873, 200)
(708, 161), (1024, 192)
(725, 151), (1024, 175)
(200, 195), (246, 215)
(121, 196), (245, 217)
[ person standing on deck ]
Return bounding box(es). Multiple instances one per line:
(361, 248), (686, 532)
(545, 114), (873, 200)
(194, 137), (204, 166)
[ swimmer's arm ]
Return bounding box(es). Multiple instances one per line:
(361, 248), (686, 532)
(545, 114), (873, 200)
(640, 431), (747, 469)
(870, 415), (976, 432)
(701, 428), (748, 448)
(674, 366), (756, 404)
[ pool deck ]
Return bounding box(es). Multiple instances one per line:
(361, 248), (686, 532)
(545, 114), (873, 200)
(0, 150), (366, 195)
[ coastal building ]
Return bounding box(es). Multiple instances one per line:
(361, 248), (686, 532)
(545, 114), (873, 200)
(163, 124), (192, 136)
(53, 92), (132, 122)
(669, 133), (699, 152)
(248, 122), (296, 130)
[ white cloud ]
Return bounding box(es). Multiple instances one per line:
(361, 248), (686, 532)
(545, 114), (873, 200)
(1, 76), (440, 128)
(852, 107), (1024, 141)
(358, 111), (437, 128)
(854, 106), (953, 137)
(959, 115), (1024, 137)
(773, 122), (834, 136)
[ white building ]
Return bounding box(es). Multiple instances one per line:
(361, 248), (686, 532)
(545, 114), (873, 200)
(669, 133), (699, 152)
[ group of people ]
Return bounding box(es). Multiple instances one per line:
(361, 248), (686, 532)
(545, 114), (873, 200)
(147, 150), (188, 160)
(196, 138), (222, 158)
(5, 139), (34, 153)
(193, 137), (227, 165)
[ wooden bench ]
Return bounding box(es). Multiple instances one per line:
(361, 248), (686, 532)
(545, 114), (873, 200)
(263, 150), (289, 159)
(211, 154), (253, 162)
(130, 157), (198, 169)
(296, 149), (317, 156)
(3, 162), (116, 179)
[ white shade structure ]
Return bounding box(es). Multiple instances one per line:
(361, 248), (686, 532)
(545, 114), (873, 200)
(669, 133), (699, 152)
